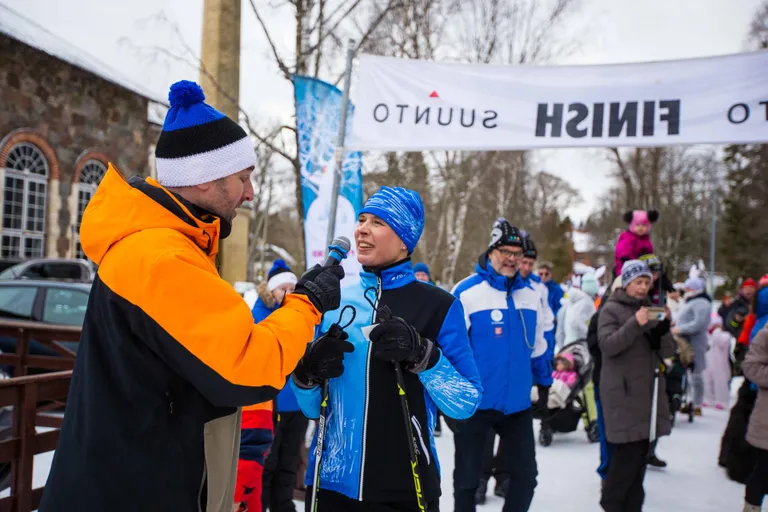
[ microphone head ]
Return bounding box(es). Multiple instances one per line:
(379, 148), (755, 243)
(327, 236), (351, 263)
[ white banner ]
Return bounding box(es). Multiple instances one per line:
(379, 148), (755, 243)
(347, 52), (768, 151)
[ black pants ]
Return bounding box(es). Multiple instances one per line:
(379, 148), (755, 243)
(263, 411), (309, 512)
(746, 447), (768, 506)
(600, 440), (650, 512)
(453, 408), (537, 512)
(482, 431), (507, 483)
(306, 489), (439, 511)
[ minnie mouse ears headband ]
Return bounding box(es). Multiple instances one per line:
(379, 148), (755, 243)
(623, 209), (660, 225)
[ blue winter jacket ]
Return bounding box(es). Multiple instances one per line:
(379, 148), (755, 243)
(292, 260), (482, 503)
(751, 287), (768, 341)
(452, 256), (553, 415)
(530, 274), (557, 360)
(545, 279), (565, 318)
(251, 287), (300, 413)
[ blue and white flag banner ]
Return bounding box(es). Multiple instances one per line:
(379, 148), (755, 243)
(294, 75), (363, 281)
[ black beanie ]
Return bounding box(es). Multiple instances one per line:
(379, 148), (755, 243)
(522, 237), (538, 259)
(488, 218), (523, 251)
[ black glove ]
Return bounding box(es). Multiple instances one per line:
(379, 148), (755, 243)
(645, 318), (671, 351)
(369, 306), (439, 373)
(293, 264), (345, 314)
(734, 343), (747, 364)
(292, 324), (354, 388)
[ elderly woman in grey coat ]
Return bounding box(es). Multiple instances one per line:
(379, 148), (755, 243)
(741, 324), (768, 512)
(672, 276), (712, 415)
(598, 260), (676, 512)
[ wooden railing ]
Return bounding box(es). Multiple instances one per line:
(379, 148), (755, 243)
(0, 319), (80, 512)
(0, 371), (71, 512)
(0, 319), (80, 378)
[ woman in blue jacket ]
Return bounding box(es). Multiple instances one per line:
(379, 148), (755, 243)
(291, 186), (482, 511)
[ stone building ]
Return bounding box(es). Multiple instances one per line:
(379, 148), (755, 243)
(0, 10), (165, 260)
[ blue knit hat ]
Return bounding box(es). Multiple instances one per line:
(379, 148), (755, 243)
(361, 186), (424, 254)
(413, 262), (430, 278)
(154, 80), (256, 187)
(267, 259), (297, 291)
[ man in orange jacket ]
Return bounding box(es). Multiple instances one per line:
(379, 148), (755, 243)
(40, 81), (345, 512)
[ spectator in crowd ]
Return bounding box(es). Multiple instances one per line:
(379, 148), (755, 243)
(704, 314), (735, 412)
(720, 278), (758, 327)
(452, 218), (551, 512)
(414, 262), (433, 284)
(672, 277), (713, 416)
(538, 261), (565, 335)
(598, 260), (675, 512)
(740, 324), (768, 512)
(237, 260), (308, 512)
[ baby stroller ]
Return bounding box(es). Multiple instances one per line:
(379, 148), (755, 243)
(538, 341), (599, 446)
(666, 353), (694, 425)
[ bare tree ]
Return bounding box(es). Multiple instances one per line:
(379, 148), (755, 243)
(588, 147), (722, 279)
(749, 0), (768, 49)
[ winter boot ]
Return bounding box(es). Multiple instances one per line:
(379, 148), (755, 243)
(646, 454), (668, 468)
(475, 478), (488, 505)
(494, 477), (508, 498)
(694, 407), (703, 416)
(742, 502), (761, 512)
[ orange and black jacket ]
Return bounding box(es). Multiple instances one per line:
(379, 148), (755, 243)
(39, 165), (320, 512)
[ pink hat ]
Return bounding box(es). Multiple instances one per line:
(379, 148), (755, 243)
(623, 209), (659, 229)
(631, 210), (649, 229)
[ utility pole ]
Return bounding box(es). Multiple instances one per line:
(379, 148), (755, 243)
(709, 180), (718, 295)
(200, 0), (249, 284)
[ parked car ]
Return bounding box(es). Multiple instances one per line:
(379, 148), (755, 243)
(0, 280), (90, 370)
(0, 258), (95, 283)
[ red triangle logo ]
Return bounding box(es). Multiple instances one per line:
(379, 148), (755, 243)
(429, 91), (439, 98)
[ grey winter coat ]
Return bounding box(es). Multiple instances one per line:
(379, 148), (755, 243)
(675, 292), (713, 372)
(598, 289), (676, 444)
(743, 325), (768, 451)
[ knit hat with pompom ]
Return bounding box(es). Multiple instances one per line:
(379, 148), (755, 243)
(154, 80), (256, 187)
(267, 260), (297, 292)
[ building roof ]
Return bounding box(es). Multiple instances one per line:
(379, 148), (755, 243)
(0, 3), (166, 105)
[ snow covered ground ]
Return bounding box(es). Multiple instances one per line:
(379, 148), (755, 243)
(432, 406), (743, 511)
(13, 384), (745, 511)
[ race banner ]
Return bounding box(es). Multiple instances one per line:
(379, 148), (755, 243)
(294, 75), (363, 281)
(346, 51), (768, 151)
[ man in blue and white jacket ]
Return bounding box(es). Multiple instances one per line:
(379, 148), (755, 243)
(452, 218), (552, 512)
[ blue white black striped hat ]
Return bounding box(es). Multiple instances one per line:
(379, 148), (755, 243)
(154, 81), (256, 187)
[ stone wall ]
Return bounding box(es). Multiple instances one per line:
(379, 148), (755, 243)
(0, 33), (161, 256)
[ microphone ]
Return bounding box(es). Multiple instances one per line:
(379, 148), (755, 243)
(324, 236), (351, 266)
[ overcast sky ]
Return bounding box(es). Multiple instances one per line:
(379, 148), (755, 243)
(2, 0), (764, 222)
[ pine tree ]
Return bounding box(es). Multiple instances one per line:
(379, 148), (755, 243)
(721, 144), (768, 282)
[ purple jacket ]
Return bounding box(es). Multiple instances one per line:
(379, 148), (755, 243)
(614, 230), (655, 275)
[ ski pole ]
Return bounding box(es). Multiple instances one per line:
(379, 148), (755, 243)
(393, 362), (428, 512)
(310, 380), (330, 512)
(649, 352), (662, 443)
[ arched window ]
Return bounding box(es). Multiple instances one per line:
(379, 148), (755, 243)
(2, 142), (49, 258)
(74, 159), (106, 259)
